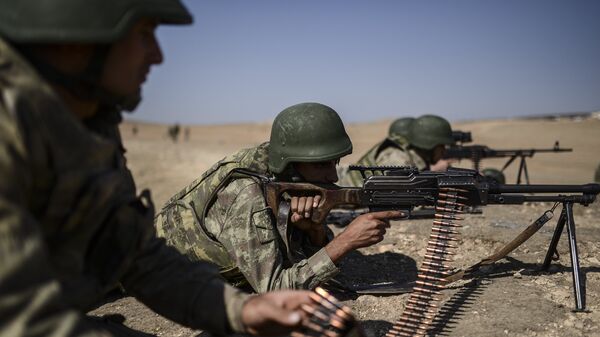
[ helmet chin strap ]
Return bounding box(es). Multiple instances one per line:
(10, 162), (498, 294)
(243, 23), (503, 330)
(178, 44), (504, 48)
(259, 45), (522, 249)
(16, 43), (141, 112)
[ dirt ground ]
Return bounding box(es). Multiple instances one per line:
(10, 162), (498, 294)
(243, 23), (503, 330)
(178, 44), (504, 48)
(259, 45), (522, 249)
(91, 117), (600, 337)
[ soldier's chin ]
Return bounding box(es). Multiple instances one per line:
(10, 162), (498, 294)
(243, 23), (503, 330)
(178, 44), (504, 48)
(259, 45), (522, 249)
(120, 91), (142, 112)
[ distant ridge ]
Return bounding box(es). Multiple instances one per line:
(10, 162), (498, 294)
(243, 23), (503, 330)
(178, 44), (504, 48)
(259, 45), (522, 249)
(520, 111), (597, 121)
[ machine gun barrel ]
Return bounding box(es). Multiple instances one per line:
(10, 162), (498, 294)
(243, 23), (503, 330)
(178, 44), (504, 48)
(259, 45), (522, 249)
(492, 183), (600, 194)
(486, 183), (600, 206)
(444, 144), (573, 160)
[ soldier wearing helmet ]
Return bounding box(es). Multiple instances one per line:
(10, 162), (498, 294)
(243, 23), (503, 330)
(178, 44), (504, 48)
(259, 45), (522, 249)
(156, 102), (400, 293)
(0, 1), (316, 336)
(339, 115), (455, 187)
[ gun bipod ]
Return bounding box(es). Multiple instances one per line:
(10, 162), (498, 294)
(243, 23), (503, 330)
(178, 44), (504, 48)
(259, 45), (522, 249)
(541, 201), (587, 311)
(443, 201), (588, 312)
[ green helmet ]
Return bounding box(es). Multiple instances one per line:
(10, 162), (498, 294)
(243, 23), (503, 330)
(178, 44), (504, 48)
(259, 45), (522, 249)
(482, 168), (506, 185)
(0, 0), (192, 43)
(408, 115), (454, 150)
(268, 102), (353, 174)
(388, 117), (415, 139)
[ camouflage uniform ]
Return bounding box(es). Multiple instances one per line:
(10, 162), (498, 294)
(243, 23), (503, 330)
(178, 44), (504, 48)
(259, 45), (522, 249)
(338, 135), (427, 187)
(156, 143), (339, 293)
(0, 38), (249, 336)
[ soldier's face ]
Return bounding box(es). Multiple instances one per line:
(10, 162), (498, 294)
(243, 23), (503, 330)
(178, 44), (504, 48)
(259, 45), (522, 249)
(431, 145), (446, 164)
(101, 19), (163, 96)
(294, 160), (339, 183)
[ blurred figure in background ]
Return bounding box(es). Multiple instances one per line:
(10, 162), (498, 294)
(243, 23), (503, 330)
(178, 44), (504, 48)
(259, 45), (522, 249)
(339, 115), (456, 187)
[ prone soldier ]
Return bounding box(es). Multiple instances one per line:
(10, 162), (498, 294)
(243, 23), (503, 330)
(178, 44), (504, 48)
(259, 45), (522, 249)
(156, 102), (401, 293)
(0, 1), (316, 336)
(339, 114), (456, 187)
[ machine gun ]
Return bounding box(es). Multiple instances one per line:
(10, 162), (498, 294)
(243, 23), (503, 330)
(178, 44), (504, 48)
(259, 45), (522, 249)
(264, 166), (599, 312)
(443, 141), (572, 184)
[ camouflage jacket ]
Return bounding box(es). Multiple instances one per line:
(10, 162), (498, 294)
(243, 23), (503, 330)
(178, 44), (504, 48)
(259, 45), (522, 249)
(338, 135), (427, 187)
(156, 143), (338, 293)
(0, 38), (249, 336)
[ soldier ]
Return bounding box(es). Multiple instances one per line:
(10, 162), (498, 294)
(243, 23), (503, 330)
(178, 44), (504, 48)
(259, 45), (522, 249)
(156, 102), (401, 293)
(0, 1), (315, 336)
(339, 114), (455, 187)
(168, 123), (181, 142)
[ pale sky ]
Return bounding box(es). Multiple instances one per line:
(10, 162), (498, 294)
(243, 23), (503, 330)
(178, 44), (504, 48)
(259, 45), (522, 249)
(133, 0), (600, 124)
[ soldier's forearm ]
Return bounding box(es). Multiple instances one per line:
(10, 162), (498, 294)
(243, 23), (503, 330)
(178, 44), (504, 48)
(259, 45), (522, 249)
(324, 236), (354, 263)
(258, 248), (339, 292)
(121, 238), (245, 334)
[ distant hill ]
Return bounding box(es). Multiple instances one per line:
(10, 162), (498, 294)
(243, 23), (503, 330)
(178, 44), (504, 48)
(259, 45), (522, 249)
(520, 111), (596, 121)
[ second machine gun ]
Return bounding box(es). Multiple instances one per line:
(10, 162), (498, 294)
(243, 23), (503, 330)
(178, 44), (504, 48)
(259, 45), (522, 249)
(443, 140), (572, 184)
(264, 166), (599, 311)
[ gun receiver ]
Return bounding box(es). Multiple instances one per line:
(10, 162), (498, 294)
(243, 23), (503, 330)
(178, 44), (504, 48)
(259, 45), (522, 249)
(443, 141), (573, 184)
(265, 166), (599, 224)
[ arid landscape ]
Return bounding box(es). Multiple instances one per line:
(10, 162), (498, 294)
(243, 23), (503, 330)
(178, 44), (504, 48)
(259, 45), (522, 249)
(91, 116), (600, 337)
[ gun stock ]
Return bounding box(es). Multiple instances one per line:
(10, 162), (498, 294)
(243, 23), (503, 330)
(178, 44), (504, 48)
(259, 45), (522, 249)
(265, 182), (363, 223)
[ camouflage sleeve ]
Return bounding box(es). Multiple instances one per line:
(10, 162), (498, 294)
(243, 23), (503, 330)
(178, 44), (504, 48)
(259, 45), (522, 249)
(375, 146), (414, 167)
(376, 147), (428, 171)
(120, 235), (251, 334)
(0, 105), (112, 336)
(208, 179), (339, 293)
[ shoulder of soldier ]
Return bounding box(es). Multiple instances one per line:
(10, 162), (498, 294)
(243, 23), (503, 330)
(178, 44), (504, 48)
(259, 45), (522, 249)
(0, 38), (55, 101)
(406, 148), (428, 170)
(0, 38), (69, 170)
(220, 176), (263, 197)
(214, 176), (267, 213)
(376, 145), (411, 162)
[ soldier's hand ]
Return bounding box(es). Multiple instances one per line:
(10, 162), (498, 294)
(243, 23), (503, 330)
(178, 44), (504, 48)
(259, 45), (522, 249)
(241, 290), (312, 336)
(338, 210), (404, 249)
(289, 194), (327, 246)
(290, 194), (322, 223)
(325, 210), (403, 262)
(430, 159), (455, 172)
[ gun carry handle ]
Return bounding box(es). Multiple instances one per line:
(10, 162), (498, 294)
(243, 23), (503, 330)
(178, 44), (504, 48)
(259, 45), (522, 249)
(265, 182), (362, 224)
